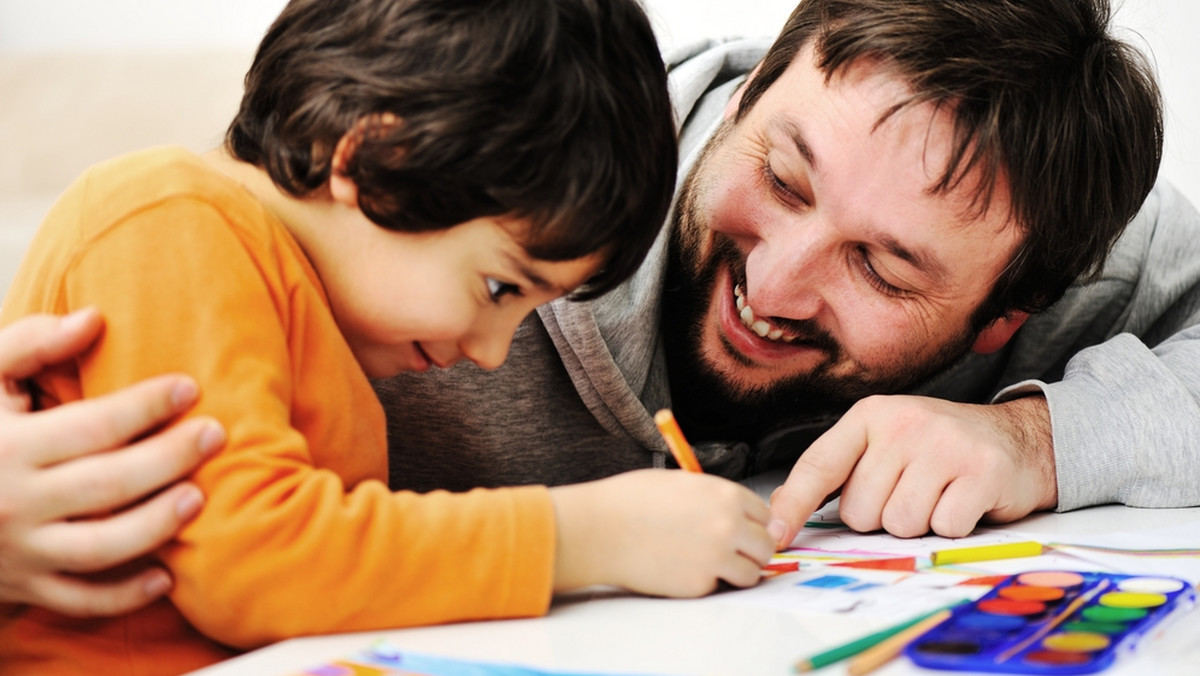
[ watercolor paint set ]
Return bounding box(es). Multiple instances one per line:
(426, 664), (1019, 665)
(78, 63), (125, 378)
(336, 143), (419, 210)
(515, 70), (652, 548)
(904, 570), (1195, 674)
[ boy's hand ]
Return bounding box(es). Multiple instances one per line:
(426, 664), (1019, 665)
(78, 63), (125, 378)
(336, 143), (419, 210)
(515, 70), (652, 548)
(550, 469), (774, 597)
(0, 309), (224, 617)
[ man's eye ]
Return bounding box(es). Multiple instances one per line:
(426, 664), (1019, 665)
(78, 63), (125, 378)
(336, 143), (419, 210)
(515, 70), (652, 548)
(856, 247), (909, 298)
(486, 278), (521, 302)
(763, 160), (808, 207)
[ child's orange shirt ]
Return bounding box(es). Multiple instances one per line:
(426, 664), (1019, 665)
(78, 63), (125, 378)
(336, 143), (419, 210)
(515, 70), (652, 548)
(0, 147), (556, 675)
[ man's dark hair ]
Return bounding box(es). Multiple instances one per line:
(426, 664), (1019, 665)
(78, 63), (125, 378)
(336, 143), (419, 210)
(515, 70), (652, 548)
(226, 0), (676, 300)
(736, 0), (1162, 328)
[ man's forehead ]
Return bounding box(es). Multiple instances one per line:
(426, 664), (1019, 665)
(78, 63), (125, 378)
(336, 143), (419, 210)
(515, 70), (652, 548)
(750, 70), (1021, 291)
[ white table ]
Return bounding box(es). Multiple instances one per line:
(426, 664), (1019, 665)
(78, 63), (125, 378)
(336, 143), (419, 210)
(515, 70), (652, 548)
(188, 504), (1200, 676)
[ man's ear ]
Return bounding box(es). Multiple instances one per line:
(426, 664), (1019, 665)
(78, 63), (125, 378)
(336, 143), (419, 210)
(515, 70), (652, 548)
(971, 311), (1029, 354)
(329, 113), (402, 208)
(724, 63), (763, 120)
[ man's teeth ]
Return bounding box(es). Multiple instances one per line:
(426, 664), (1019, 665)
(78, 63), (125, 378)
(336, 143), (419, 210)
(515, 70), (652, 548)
(733, 285), (794, 343)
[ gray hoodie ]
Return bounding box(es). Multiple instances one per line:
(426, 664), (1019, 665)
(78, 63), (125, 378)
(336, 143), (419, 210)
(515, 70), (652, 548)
(375, 38), (1200, 512)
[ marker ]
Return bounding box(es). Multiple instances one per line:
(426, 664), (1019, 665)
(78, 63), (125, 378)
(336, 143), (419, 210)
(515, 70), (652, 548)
(847, 605), (958, 675)
(929, 541), (1044, 566)
(794, 601), (967, 672)
(654, 409), (702, 473)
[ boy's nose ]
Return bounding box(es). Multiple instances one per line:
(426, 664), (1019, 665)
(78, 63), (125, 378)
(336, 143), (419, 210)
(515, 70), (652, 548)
(460, 327), (515, 371)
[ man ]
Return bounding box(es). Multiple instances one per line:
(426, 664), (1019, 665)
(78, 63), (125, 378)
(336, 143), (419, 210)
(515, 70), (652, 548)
(376, 0), (1197, 548)
(9, 0), (1199, 613)
(0, 309), (222, 616)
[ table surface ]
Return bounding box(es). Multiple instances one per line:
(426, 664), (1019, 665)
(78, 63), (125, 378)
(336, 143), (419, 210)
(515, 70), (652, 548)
(187, 503), (1200, 676)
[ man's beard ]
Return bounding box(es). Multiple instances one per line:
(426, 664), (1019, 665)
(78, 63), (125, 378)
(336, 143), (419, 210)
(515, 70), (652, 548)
(661, 124), (977, 444)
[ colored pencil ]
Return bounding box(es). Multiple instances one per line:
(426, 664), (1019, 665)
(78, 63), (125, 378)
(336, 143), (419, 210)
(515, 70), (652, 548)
(803, 520), (847, 529)
(846, 606), (957, 675)
(929, 540), (1044, 566)
(793, 601), (964, 672)
(653, 409), (702, 473)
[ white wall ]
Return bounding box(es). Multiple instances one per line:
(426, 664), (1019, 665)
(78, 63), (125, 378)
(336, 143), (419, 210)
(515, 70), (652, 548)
(0, 0), (288, 51)
(0, 0), (1195, 205)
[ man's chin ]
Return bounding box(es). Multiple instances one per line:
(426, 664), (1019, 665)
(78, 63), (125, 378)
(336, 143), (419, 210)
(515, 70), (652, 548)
(699, 342), (810, 398)
(667, 345), (843, 445)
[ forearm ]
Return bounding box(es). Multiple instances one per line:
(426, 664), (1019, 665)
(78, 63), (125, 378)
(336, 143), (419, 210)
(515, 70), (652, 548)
(997, 330), (1200, 511)
(171, 473), (556, 648)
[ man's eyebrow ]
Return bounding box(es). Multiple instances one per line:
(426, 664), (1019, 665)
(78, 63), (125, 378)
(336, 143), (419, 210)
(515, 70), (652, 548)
(780, 118), (818, 171)
(877, 233), (950, 287)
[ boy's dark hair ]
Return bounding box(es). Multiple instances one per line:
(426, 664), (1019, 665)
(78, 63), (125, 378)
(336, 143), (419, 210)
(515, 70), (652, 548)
(226, 0), (676, 300)
(736, 0), (1162, 329)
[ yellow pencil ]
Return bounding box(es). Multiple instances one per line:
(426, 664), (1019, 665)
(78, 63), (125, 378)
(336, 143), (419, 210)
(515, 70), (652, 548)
(653, 409), (702, 473)
(929, 541), (1044, 566)
(846, 607), (956, 675)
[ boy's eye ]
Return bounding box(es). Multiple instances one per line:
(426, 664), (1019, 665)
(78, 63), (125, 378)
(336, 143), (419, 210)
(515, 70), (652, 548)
(486, 278), (521, 302)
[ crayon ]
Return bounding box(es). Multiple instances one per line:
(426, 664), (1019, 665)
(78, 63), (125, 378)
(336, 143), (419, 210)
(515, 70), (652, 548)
(831, 556), (917, 572)
(929, 540), (1044, 566)
(653, 409), (702, 473)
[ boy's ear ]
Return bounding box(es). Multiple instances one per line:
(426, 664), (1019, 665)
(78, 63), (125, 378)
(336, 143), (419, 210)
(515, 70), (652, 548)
(329, 113), (402, 208)
(328, 133), (359, 208)
(724, 63), (763, 120)
(971, 311), (1029, 354)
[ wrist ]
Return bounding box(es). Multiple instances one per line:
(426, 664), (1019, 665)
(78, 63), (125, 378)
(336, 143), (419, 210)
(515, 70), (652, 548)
(549, 482), (607, 592)
(1000, 395), (1059, 511)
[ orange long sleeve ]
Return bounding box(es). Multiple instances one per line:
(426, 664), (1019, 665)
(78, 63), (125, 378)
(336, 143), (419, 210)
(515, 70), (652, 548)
(0, 148), (556, 675)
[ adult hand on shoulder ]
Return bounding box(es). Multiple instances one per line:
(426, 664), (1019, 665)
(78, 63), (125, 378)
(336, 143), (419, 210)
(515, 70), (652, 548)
(551, 469), (774, 597)
(765, 394), (1059, 548)
(0, 308), (225, 617)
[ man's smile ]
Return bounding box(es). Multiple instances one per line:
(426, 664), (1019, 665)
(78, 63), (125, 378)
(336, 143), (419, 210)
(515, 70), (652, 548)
(734, 283), (798, 342)
(711, 266), (832, 366)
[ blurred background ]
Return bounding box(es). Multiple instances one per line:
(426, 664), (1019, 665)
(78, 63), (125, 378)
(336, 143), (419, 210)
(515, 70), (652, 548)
(1, 0), (1196, 292)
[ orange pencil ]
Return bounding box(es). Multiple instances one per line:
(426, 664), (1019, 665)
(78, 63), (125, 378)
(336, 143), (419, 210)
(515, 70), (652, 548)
(654, 409), (702, 473)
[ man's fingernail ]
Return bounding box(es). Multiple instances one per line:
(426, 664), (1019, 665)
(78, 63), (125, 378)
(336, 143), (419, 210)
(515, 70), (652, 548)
(171, 379), (199, 408)
(197, 421), (225, 456)
(143, 570), (173, 598)
(60, 307), (96, 332)
(175, 485), (205, 520)
(767, 519), (787, 547)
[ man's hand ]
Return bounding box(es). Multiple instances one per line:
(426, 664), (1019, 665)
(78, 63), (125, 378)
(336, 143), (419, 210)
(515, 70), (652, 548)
(0, 309), (225, 616)
(766, 394), (1058, 548)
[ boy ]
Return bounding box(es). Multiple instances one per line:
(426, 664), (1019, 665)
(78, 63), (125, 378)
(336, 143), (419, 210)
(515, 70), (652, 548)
(0, 0), (775, 673)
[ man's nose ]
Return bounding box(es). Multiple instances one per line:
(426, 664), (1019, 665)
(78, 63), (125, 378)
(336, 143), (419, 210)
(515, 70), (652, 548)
(744, 215), (830, 320)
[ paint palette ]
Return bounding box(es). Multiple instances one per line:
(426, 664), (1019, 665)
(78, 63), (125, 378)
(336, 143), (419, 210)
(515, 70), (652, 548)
(904, 571), (1195, 674)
